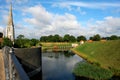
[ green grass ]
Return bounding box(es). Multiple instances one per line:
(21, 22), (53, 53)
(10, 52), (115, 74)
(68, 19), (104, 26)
(73, 40), (120, 76)
(73, 62), (113, 80)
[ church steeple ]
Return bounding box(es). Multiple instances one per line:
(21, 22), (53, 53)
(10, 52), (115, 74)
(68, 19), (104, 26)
(8, 3), (14, 26)
(6, 3), (15, 44)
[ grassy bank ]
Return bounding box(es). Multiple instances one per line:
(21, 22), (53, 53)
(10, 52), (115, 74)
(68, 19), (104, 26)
(72, 40), (120, 76)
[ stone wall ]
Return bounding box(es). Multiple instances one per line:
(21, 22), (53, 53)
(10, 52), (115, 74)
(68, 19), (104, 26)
(14, 47), (41, 68)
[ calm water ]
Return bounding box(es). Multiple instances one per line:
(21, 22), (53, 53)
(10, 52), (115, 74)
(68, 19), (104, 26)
(42, 52), (83, 80)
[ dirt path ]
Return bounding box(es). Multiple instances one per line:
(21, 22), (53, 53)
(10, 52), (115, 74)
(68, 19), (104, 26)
(0, 50), (5, 80)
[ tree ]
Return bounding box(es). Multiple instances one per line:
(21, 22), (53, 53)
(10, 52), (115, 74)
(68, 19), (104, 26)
(17, 34), (24, 39)
(89, 37), (93, 40)
(40, 36), (48, 42)
(69, 35), (76, 42)
(14, 34), (31, 48)
(23, 38), (31, 48)
(47, 35), (54, 42)
(110, 35), (118, 40)
(77, 35), (86, 42)
(53, 34), (62, 42)
(119, 36), (120, 39)
(63, 34), (76, 42)
(15, 35), (24, 48)
(63, 34), (70, 42)
(103, 37), (110, 40)
(30, 38), (39, 46)
(2, 37), (13, 47)
(92, 34), (101, 41)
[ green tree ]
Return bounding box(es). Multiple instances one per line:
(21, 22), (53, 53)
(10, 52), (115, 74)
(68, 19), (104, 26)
(63, 34), (76, 42)
(24, 38), (31, 48)
(92, 34), (101, 41)
(40, 36), (48, 42)
(15, 35), (24, 48)
(63, 34), (70, 42)
(89, 37), (93, 40)
(17, 34), (24, 39)
(119, 36), (120, 39)
(47, 35), (54, 42)
(30, 38), (39, 46)
(77, 35), (86, 42)
(110, 35), (118, 40)
(2, 37), (13, 47)
(53, 34), (62, 42)
(14, 34), (31, 48)
(69, 35), (76, 42)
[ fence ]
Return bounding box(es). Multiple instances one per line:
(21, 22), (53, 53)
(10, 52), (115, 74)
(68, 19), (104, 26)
(2, 46), (30, 80)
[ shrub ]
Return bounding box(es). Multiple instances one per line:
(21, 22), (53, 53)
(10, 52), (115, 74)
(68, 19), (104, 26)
(73, 62), (113, 80)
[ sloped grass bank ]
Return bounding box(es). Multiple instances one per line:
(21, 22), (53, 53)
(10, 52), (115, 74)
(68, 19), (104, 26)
(72, 40), (120, 76)
(73, 62), (113, 80)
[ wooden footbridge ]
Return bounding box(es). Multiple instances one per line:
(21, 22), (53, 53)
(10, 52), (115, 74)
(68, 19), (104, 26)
(44, 46), (72, 52)
(0, 46), (42, 80)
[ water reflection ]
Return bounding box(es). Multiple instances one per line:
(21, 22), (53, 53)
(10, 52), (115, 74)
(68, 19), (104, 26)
(42, 52), (83, 80)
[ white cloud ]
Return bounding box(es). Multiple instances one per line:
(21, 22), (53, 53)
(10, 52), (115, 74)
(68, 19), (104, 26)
(53, 13), (80, 30)
(52, 2), (120, 9)
(89, 16), (120, 37)
(76, 7), (86, 15)
(23, 5), (53, 29)
(52, 2), (72, 11)
(22, 5), (82, 38)
(24, 5), (52, 24)
(6, 0), (28, 4)
(19, 5), (120, 38)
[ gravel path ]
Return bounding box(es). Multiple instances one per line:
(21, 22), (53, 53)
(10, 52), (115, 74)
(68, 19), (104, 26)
(0, 50), (5, 80)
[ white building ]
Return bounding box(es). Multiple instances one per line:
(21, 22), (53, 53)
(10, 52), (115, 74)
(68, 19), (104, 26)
(72, 43), (78, 48)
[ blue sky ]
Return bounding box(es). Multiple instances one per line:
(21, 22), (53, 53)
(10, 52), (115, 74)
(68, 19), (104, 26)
(0, 0), (120, 39)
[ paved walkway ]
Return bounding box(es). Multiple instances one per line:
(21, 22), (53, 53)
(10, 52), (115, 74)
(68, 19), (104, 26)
(0, 50), (5, 80)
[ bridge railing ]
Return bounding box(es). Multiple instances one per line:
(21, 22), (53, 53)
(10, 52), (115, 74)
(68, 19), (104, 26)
(2, 46), (30, 80)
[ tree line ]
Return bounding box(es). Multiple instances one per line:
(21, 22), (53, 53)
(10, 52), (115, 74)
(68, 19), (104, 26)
(0, 34), (120, 48)
(40, 34), (120, 42)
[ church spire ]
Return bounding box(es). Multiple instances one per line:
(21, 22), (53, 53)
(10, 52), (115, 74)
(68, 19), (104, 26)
(6, 3), (15, 44)
(8, 3), (13, 26)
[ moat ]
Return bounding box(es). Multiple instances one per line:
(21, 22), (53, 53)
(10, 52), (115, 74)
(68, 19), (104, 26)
(42, 52), (83, 80)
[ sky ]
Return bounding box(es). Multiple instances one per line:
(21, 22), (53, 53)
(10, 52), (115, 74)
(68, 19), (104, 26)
(0, 0), (120, 39)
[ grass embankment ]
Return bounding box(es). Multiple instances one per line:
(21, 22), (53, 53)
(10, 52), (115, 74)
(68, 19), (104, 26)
(72, 40), (120, 76)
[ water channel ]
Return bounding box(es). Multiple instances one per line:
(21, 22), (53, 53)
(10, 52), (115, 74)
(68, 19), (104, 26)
(42, 51), (83, 80)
